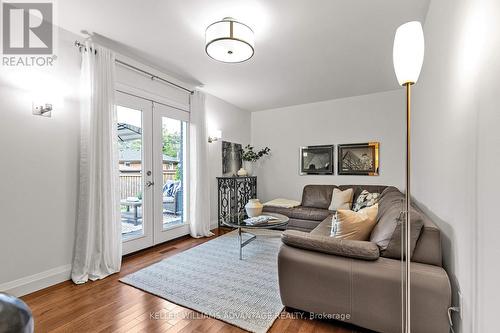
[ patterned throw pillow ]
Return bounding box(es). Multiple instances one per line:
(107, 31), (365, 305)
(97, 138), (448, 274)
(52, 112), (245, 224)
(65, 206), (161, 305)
(353, 190), (380, 212)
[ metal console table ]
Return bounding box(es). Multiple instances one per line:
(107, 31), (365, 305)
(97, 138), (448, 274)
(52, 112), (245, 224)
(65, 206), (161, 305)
(217, 176), (257, 227)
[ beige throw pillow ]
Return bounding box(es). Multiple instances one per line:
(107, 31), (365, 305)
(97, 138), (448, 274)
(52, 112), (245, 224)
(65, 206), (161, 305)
(328, 188), (354, 211)
(333, 204), (379, 241)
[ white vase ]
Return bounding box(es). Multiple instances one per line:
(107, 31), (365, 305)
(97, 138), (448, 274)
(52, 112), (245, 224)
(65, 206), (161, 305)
(243, 161), (253, 176)
(245, 199), (263, 217)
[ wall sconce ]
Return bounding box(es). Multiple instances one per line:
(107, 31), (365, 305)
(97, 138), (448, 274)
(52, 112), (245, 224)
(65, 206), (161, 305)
(208, 129), (222, 143)
(32, 102), (53, 117)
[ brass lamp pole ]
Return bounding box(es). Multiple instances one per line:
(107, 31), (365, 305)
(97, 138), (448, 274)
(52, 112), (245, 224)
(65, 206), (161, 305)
(405, 81), (412, 333)
(393, 22), (424, 333)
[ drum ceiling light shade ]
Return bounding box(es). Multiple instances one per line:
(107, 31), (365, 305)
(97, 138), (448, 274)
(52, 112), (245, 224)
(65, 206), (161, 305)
(205, 17), (255, 63)
(393, 21), (425, 86)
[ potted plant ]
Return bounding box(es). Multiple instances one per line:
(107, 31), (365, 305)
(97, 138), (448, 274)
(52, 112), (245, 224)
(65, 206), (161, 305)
(238, 145), (271, 176)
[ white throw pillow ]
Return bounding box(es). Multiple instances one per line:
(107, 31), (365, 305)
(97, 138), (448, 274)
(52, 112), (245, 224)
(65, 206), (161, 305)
(328, 188), (354, 211)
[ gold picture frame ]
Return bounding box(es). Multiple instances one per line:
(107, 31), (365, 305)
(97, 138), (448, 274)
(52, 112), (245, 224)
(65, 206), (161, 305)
(337, 142), (380, 176)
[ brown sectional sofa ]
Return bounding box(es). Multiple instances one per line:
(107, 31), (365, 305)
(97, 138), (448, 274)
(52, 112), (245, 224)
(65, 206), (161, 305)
(265, 185), (390, 232)
(264, 185), (451, 333)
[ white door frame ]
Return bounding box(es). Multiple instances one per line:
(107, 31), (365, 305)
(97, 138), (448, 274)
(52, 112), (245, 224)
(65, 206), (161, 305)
(152, 103), (190, 244)
(117, 92), (191, 255)
(117, 92), (155, 255)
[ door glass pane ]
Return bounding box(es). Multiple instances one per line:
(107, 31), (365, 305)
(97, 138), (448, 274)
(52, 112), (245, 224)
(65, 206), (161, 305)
(117, 106), (144, 241)
(161, 117), (187, 229)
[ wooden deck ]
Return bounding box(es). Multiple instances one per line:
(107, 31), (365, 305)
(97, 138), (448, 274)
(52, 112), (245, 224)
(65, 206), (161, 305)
(121, 210), (183, 240)
(22, 228), (371, 333)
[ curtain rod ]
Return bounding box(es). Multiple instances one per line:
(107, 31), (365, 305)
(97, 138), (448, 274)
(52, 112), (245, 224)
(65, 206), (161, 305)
(74, 41), (194, 95)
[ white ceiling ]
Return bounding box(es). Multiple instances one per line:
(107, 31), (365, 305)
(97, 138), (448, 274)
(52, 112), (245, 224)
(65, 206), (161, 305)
(58, 0), (430, 111)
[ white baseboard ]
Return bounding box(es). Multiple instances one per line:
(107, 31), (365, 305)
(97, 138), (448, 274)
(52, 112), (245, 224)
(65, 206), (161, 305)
(210, 219), (219, 230)
(0, 221), (222, 298)
(0, 264), (72, 297)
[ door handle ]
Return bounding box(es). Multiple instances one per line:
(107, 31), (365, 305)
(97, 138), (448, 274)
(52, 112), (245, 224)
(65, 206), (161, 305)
(146, 180), (154, 188)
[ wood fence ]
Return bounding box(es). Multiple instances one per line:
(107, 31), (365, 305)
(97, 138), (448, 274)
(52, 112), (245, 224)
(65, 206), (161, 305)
(119, 172), (176, 199)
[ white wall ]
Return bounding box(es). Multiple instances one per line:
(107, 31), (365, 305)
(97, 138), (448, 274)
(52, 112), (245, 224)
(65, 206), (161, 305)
(413, 0), (500, 332)
(476, 2), (500, 331)
(0, 29), (81, 293)
(251, 90), (404, 202)
(205, 94), (251, 226)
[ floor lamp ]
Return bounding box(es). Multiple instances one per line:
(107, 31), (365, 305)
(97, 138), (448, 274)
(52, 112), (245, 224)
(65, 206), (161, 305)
(393, 21), (425, 333)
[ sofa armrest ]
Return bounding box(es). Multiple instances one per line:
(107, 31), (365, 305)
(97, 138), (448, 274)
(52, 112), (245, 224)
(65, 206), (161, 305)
(281, 230), (379, 260)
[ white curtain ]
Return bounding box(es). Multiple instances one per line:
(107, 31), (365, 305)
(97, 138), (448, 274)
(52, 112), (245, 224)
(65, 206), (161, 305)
(189, 91), (214, 238)
(71, 42), (122, 284)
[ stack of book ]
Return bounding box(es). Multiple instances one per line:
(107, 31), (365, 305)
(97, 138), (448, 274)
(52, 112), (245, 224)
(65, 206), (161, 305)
(243, 215), (277, 225)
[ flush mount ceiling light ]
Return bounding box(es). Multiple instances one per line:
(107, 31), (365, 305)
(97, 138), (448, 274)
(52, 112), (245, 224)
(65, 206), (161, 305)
(205, 17), (255, 63)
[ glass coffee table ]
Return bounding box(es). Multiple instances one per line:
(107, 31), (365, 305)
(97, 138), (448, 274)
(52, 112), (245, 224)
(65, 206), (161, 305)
(221, 212), (289, 260)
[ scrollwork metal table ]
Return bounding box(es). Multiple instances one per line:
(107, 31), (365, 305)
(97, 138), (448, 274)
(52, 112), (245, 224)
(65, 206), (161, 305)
(217, 176), (257, 227)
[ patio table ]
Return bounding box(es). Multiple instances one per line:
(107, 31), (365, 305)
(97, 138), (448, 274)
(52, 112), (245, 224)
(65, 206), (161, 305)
(120, 199), (142, 222)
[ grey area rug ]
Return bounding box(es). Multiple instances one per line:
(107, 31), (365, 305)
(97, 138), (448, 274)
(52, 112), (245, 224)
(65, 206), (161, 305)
(120, 229), (284, 333)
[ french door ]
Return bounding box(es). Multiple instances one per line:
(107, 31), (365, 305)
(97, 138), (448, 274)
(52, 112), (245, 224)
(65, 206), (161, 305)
(116, 92), (189, 255)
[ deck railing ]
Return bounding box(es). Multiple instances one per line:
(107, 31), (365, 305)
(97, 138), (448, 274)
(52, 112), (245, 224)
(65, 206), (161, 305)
(119, 172), (176, 199)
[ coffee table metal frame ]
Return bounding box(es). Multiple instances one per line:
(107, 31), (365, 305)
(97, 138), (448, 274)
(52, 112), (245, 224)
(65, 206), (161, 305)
(222, 212), (289, 260)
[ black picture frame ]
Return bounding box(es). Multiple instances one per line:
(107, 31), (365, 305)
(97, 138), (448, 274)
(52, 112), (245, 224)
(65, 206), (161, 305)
(300, 145), (334, 175)
(337, 142), (380, 176)
(222, 141), (242, 176)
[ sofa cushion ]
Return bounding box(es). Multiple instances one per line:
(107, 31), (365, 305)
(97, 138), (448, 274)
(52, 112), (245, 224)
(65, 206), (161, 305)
(411, 213), (443, 266)
(301, 185), (336, 209)
(277, 245), (451, 333)
(333, 204), (379, 240)
(163, 181), (174, 196)
(262, 205), (296, 216)
(370, 187), (424, 259)
(281, 230), (380, 260)
(289, 207), (331, 221)
(264, 206), (331, 221)
(328, 188), (354, 211)
(287, 218), (323, 232)
(310, 216), (333, 236)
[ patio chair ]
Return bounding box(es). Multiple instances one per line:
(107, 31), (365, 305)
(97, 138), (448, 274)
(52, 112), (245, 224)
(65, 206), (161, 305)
(163, 181), (182, 215)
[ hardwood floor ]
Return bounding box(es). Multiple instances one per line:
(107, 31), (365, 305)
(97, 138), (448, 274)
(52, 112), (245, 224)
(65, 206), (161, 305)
(22, 228), (371, 333)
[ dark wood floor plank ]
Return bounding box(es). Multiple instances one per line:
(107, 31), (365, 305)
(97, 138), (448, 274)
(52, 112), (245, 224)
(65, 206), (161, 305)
(23, 228), (367, 333)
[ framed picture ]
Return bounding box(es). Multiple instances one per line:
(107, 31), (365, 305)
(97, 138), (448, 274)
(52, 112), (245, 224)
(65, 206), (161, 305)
(300, 145), (334, 175)
(222, 141), (242, 176)
(338, 142), (380, 176)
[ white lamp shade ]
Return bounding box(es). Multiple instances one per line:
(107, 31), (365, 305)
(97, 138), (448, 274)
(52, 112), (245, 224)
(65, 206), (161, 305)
(206, 18), (255, 63)
(393, 21), (425, 85)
